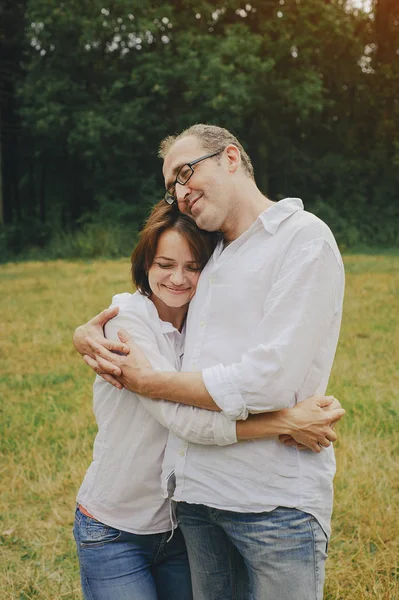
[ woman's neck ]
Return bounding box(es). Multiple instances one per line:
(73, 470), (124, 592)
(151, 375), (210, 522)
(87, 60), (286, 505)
(150, 295), (188, 332)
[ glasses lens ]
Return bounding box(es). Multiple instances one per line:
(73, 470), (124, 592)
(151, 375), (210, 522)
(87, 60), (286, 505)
(164, 189), (176, 205)
(177, 165), (193, 185)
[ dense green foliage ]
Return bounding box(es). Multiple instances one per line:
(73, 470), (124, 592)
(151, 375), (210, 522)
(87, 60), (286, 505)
(0, 0), (398, 259)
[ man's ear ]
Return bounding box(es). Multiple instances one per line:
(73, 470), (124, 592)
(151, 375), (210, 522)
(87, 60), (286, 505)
(224, 144), (241, 173)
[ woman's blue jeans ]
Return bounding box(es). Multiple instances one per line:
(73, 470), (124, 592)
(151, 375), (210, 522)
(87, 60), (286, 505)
(73, 507), (193, 600)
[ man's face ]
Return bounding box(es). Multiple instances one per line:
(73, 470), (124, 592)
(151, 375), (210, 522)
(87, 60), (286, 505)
(162, 136), (232, 232)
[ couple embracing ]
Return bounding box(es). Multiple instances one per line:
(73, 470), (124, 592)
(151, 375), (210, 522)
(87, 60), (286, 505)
(73, 124), (345, 600)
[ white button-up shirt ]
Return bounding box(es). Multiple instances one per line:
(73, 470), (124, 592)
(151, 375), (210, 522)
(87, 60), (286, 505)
(77, 292), (236, 534)
(162, 198), (344, 537)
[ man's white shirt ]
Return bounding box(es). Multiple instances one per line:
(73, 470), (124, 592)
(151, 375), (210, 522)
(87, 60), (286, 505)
(162, 198), (344, 537)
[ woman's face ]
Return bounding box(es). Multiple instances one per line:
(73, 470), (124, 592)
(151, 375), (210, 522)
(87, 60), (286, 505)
(148, 228), (202, 310)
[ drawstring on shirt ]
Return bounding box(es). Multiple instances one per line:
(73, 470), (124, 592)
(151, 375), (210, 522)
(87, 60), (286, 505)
(166, 500), (177, 542)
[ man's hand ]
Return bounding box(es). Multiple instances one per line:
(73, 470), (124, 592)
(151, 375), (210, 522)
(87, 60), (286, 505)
(278, 395), (345, 453)
(73, 306), (130, 356)
(73, 307), (131, 387)
(84, 329), (153, 392)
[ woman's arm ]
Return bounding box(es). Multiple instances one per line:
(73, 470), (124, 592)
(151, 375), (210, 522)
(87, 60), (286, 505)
(236, 395), (343, 452)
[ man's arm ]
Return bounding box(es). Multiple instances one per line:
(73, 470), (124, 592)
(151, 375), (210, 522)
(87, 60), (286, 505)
(85, 298), (337, 450)
(77, 302), (344, 451)
(73, 305), (214, 397)
(85, 328), (345, 451)
(85, 238), (343, 418)
(199, 239), (344, 420)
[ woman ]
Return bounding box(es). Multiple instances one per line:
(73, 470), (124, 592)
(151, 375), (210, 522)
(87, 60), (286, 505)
(73, 201), (341, 600)
(74, 202), (218, 600)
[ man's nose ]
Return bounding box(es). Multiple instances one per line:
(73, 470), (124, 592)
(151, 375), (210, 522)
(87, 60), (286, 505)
(175, 182), (191, 210)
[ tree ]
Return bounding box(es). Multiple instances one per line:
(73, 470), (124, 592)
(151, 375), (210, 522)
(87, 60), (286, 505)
(0, 0), (27, 225)
(2, 0), (396, 256)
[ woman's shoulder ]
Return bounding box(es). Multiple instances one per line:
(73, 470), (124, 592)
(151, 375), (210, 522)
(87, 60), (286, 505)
(109, 291), (155, 327)
(111, 290), (143, 308)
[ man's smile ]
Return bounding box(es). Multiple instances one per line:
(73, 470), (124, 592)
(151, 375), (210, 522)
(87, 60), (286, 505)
(188, 194), (202, 213)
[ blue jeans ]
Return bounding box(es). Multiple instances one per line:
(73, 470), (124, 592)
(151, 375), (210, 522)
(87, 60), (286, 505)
(177, 503), (328, 600)
(73, 507), (193, 600)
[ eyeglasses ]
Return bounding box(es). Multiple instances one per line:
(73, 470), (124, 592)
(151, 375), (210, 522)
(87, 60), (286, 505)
(164, 149), (224, 205)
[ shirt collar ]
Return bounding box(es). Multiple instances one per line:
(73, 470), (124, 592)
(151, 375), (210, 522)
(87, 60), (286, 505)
(258, 197), (304, 235)
(143, 294), (183, 335)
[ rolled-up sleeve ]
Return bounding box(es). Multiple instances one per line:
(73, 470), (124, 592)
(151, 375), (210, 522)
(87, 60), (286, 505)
(105, 297), (237, 445)
(202, 239), (344, 420)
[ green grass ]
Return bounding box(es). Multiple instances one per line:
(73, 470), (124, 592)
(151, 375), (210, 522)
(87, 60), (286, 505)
(1, 255), (398, 599)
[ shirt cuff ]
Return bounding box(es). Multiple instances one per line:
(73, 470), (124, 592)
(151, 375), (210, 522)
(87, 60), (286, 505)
(202, 364), (248, 421)
(213, 414), (238, 446)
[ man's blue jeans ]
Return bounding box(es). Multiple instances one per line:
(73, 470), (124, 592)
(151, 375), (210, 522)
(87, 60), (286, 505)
(73, 507), (193, 600)
(177, 503), (328, 600)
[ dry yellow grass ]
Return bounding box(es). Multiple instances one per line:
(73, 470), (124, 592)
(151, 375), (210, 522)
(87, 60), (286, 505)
(0, 255), (398, 599)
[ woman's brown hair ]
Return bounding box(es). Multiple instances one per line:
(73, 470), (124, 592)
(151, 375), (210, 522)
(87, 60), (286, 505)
(131, 201), (219, 296)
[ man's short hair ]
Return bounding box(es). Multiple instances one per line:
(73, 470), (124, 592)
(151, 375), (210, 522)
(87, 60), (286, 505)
(159, 124), (255, 181)
(131, 201), (219, 296)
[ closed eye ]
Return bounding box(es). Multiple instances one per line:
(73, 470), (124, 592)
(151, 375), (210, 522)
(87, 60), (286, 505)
(178, 165), (192, 182)
(186, 265), (201, 272)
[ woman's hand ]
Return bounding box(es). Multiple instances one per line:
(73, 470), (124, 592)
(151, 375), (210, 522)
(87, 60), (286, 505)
(278, 395), (345, 452)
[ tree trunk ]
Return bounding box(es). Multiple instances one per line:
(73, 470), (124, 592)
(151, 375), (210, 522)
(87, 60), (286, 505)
(39, 157), (46, 223)
(0, 108), (3, 224)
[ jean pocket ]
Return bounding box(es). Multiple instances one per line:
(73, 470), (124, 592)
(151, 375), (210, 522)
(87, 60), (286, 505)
(80, 514), (121, 548)
(309, 514), (329, 558)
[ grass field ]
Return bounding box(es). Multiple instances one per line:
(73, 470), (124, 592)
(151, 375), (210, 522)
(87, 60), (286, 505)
(1, 255), (398, 599)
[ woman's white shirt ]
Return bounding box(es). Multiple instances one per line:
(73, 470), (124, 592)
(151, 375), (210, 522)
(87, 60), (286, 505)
(76, 291), (237, 534)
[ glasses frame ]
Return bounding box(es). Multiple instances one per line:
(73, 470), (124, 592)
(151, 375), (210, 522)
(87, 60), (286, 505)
(164, 149), (224, 205)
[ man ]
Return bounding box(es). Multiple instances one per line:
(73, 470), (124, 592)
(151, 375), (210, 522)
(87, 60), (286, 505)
(74, 124), (345, 599)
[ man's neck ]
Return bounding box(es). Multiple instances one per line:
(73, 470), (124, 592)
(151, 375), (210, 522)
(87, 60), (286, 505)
(222, 190), (275, 244)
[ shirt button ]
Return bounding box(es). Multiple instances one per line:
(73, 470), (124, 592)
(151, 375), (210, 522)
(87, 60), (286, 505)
(210, 275), (216, 284)
(191, 362), (197, 369)
(178, 449), (185, 457)
(200, 321), (205, 327)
